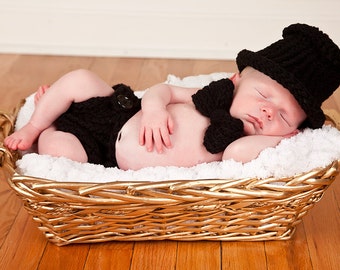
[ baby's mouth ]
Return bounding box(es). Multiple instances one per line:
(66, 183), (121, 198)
(246, 115), (263, 133)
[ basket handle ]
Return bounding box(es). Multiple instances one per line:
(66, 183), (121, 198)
(0, 110), (19, 169)
(324, 109), (340, 130)
(0, 111), (15, 138)
(0, 147), (16, 169)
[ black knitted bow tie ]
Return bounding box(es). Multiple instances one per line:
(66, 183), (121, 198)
(192, 78), (244, 154)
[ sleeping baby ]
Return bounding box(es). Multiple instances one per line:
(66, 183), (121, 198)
(5, 23), (340, 170)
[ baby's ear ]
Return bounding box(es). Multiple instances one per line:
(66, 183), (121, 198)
(284, 129), (300, 138)
(230, 73), (241, 85)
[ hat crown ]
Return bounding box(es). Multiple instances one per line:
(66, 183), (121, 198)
(236, 23), (340, 128)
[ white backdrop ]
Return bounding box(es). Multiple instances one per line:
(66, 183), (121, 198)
(0, 0), (339, 59)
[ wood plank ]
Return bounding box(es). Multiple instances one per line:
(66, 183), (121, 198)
(130, 241), (177, 270)
(38, 243), (90, 270)
(221, 242), (266, 270)
(303, 176), (340, 270)
(0, 54), (20, 76)
(108, 58), (146, 89)
(265, 224), (313, 270)
(85, 242), (134, 270)
(193, 59), (238, 75)
(135, 58), (172, 90)
(176, 242), (221, 270)
(305, 84), (340, 270)
(0, 54), (94, 111)
(87, 57), (121, 83)
(0, 207), (47, 270)
(0, 184), (22, 247)
(166, 59), (195, 79)
(323, 86), (340, 111)
(135, 58), (196, 90)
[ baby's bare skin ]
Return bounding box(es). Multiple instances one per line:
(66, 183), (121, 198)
(116, 104), (222, 170)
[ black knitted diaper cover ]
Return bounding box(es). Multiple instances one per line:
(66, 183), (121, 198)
(54, 84), (141, 167)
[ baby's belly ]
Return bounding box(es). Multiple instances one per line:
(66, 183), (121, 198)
(115, 104), (222, 170)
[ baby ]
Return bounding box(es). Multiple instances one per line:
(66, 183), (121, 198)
(5, 23), (340, 170)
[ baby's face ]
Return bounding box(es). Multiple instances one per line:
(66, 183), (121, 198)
(230, 67), (307, 136)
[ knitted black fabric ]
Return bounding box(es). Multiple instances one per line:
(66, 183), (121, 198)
(192, 78), (244, 153)
(54, 84), (141, 167)
(236, 23), (340, 129)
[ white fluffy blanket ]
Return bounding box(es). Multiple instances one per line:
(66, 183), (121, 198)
(15, 73), (340, 183)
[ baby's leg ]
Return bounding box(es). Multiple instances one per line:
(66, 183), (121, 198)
(5, 69), (114, 151)
(38, 126), (88, 162)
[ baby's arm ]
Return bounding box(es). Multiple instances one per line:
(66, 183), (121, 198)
(222, 135), (288, 163)
(139, 83), (199, 153)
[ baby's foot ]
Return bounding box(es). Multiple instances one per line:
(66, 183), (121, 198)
(34, 85), (50, 105)
(4, 122), (42, 151)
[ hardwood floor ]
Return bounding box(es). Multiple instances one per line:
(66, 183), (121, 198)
(0, 54), (339, 270)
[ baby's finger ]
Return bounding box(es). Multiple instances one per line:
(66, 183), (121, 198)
(167, 116), (174, 134)
(152, 129), (164, 153)
(139, 127), (146, 146)
(160, 127), (172, 148)
(144, 127), (154, 152)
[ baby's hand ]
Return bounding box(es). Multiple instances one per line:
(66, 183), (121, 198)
(139, 109), (174, 153)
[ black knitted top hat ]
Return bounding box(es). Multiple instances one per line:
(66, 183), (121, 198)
(236, 23), (340, 129)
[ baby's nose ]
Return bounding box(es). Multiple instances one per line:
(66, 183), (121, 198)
(261, 106), (274, 120)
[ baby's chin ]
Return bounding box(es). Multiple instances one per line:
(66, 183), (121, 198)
(242, 122), (257, 136)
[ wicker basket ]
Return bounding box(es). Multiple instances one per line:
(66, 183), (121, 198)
(0, 102), (339, 246)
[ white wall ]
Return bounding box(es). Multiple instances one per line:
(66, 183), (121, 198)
(0, 0), (339, 59)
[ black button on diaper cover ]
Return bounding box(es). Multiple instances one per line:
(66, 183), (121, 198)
(117, 94), (134, 109)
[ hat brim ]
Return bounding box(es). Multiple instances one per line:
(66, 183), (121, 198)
(236, 49), (325, 128)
